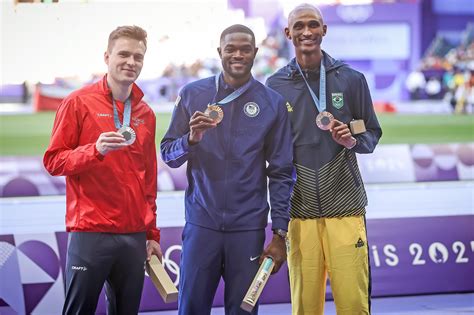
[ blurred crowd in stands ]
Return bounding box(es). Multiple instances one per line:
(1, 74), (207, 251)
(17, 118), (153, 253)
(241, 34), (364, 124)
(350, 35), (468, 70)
(405, 23), (474, 113)
(2, 22), (474, 115)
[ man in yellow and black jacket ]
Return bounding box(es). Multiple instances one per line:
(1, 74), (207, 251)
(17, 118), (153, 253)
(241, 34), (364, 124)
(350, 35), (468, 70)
(266, 4), (382, 315)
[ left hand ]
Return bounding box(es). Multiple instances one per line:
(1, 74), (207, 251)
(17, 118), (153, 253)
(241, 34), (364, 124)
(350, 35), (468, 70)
(260, 234), (287, 274)
(146, 240), (163, 262)
(330, 119), (356, 149)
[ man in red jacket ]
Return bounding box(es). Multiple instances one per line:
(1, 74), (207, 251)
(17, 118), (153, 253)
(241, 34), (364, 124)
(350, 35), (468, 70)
(43, 25), (161, 314)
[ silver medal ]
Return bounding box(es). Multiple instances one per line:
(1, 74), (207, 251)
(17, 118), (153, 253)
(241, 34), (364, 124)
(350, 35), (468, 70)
(118, 126), (136, 145)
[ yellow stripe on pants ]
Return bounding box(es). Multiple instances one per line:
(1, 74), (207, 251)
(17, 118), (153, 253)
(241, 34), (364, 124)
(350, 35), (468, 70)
(288, 216), (370, 315)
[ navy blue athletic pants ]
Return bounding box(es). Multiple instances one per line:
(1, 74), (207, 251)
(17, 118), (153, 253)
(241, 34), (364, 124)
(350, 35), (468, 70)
(63, 232), (146, 315)
(178, 223), (265, 315)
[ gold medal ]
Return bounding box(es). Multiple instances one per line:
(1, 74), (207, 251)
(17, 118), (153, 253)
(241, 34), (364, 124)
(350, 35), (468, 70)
(204, 104), (224, 124)
(117, 126), (136, 145)
(316, 111), (334, 130)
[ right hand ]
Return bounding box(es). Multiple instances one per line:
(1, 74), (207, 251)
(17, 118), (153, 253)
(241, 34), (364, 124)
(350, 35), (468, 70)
(188, 111), (217, 145)
(330, 119), (357, 149)
(260, 234), (287, 274)
(95, 131), (127, 156)
(146, 240), (163, 263)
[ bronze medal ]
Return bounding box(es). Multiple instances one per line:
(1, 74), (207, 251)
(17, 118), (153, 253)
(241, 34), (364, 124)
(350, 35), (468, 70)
(316, 111), (334, 130)
(204, 104), (224, 124)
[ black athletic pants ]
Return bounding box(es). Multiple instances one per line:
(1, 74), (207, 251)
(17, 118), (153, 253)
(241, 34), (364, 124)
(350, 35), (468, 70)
(63, 232), (146, 315)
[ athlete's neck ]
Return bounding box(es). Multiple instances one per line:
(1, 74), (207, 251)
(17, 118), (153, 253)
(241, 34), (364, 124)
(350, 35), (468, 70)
(107, 76), (132, 102)
(222, 72), (251, 89)
(296, 50), (323, 72)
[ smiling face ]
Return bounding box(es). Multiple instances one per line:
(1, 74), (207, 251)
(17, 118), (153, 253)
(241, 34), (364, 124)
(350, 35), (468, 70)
(104, 37), (146, 87)
(285, 6), (327, 57)
(218, 32), (258, 86)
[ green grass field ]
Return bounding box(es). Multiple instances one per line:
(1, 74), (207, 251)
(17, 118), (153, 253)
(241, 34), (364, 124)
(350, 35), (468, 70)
(0, 112), (472, 156)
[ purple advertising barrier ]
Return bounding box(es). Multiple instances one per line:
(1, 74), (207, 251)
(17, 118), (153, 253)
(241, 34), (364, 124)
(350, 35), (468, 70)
(411, 143), (474, 182)
(2, 143), (473, 197)
(2, 215), (473, 313)
(368, 215), (474, 296)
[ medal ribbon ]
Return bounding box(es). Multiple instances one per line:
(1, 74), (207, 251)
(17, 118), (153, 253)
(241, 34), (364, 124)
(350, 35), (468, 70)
(296, 56), (326, 113)
(112, 97), (132, 129)
(212, 73), (254, 106)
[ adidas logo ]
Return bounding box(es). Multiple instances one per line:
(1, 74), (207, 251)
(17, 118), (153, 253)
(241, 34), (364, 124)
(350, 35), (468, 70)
(355, 238), (365, 248)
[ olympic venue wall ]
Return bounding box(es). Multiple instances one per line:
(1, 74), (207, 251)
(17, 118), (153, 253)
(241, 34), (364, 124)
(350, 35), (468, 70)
(0, 144), (473, 314)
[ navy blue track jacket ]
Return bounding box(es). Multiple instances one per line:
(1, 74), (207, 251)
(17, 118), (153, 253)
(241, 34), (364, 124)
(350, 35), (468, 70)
(160, 75), (294, 231)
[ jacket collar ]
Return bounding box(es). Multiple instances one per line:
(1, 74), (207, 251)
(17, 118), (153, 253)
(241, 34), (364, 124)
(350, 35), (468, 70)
(218, 72), (255, 91)
(99, 74), (144, 104)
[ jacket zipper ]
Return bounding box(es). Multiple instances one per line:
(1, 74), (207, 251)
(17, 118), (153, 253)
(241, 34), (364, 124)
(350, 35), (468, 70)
(222, 100), (237, 231)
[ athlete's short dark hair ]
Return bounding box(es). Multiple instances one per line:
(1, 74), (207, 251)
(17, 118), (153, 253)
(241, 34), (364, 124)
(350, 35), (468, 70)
(220, 24), (256, 47)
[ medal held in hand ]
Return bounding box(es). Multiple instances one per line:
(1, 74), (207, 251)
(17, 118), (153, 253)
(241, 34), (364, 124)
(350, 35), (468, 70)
(112, 96), (136, 145)
(207, 73), (254, 125)
(117, 126), (136, 145)
(316, 111), (334, 130)
(204, 104), (224, 124)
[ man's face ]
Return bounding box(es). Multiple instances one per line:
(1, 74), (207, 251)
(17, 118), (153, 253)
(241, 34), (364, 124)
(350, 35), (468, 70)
(104, 37), (146, 86)
(285, 8), (327, 55)
(218, 32), (258, 80)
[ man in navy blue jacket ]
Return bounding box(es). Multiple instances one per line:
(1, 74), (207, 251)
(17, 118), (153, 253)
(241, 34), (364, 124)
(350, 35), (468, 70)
(160, 24), (294, 315)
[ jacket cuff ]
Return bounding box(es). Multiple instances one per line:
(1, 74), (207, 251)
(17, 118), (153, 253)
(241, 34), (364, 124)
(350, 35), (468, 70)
(271, 217), (289, 232)
(146, 228), (161, 243)
(93, 145), (105, 161)
(346, 137), (358, 150)
(183, 132), (198, 152)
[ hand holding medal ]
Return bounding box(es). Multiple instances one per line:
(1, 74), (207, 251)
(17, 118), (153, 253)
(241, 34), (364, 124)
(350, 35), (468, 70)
(296, 59), (355, 148)
(188, 111), (218, 145)
(112, 96), (136, 147)
(188, 73), (254, 145)
(202, 73), (253, 125)
(296, 57), (336, 132)
(95, 131), (128, 156)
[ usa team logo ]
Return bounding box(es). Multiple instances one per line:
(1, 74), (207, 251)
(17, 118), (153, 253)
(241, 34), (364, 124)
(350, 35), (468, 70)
(244, 102), (260, 117)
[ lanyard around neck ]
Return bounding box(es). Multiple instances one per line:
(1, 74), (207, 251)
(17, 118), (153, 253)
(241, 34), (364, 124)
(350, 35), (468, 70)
(296, 57), (326, 113)
(212, 73), (253, 106)
(112, 96), (131, 129)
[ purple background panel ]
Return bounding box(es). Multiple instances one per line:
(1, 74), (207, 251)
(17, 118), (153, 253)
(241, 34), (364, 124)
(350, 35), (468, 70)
(0, 235), (15, 246)
(1, 215), (474, 313)
(22, 283), (53, 314)
(18, 241), (60, 280)
(1, 144), (473, 198)
(55, 231), (68, 288)
(368, 215), (474, 296)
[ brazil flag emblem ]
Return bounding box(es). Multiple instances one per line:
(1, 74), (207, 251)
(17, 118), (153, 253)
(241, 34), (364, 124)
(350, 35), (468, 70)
(332, 93), (344, 109)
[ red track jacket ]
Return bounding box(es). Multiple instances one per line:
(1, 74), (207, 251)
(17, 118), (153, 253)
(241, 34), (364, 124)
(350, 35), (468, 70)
(44, 75), (160, 242)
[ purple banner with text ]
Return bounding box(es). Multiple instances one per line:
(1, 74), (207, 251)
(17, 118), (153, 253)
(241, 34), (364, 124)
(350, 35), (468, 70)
(1, 215), (473, 314)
